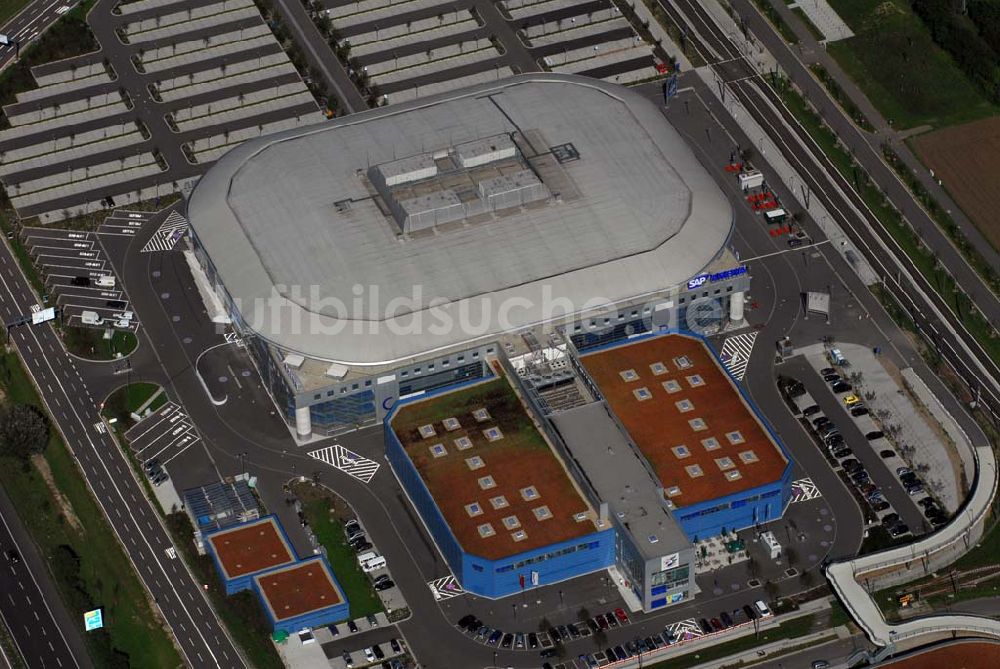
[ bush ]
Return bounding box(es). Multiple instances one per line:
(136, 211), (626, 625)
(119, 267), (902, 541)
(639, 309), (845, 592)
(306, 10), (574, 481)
(0, 404), (49, 461)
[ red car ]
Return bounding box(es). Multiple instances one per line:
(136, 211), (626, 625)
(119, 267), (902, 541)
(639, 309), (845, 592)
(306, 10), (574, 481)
(614, 608), (630, 625)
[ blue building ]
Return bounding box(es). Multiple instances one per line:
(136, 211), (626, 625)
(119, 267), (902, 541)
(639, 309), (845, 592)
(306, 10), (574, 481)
(252, 557), (350, 634)
(386, 376), (617, 600)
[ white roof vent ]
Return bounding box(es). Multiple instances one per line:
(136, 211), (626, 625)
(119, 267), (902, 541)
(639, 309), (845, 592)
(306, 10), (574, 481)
(283, 354), (305, 369)
(326, 363), (348, 379)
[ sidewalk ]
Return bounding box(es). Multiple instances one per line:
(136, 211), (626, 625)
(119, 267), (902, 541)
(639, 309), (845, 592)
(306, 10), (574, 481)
(762, 0), (1000, 274)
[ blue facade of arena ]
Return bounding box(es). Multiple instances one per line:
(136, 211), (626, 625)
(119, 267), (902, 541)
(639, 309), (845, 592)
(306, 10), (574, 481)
(578, 329), (795, 542)
(252, 557), (350, 634)
(385, 382), (616, 599)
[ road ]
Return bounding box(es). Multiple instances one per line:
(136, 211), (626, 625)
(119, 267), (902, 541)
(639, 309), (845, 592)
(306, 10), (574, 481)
(0, 237), (244, 669)
(0, 484), (90, 669)
(272, 0), (368, 113)
(0, 0), (74, 73)
(654, 0), (1000, 421)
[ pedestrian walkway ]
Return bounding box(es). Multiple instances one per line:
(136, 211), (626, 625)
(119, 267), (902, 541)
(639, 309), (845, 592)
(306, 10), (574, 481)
(308, 444), (380, 484)
(719, 330), (758, 381)
(787, 0), (853, 42)
(141, 210), (188, 252)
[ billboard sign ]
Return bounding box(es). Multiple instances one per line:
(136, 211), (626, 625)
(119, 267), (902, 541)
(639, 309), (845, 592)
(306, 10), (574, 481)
(660, 552), (680, 571)
(83, 608), (104, 631)
(687, 265), (749, 290)
(666, 592), (685, 605)
(31, 307), (56, 325)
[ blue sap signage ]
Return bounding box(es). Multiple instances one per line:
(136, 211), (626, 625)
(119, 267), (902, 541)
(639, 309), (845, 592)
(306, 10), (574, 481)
(687, 265), (748, 291)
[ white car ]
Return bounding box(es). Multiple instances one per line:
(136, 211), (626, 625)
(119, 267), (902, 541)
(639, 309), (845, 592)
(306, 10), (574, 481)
(363, 647), (375, 662)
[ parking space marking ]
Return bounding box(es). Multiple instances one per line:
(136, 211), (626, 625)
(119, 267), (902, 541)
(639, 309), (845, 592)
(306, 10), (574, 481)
(100, 209), (152, 236)
(719, 331), (758, 381)
(308, 444), (380, 484)
(22, 226), (136, 331)
(125, 402), (203, 464)
(141, 211), (188, 253)
(789, 477), (821, 504)
(429, 575), (465, 601)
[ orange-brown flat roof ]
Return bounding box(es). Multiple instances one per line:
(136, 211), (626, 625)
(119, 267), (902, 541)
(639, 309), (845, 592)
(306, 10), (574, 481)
(883, 641), (1000, 669)
(254, 559), (344, 621)
(580, 334), (787, 507)
(392, 373), (596, 561)
(206, 517), (296, 580)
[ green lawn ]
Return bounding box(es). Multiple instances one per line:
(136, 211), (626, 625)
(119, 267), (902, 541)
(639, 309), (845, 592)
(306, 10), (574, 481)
(0, 352), (181, 668)
(63, 326), (137, 360)
(102, 382), (162, 426)
(0, 0), (32, 27)
(826, 0), (997, 129)
(648, 614), (828, 668)
(303, 498), (385, 619)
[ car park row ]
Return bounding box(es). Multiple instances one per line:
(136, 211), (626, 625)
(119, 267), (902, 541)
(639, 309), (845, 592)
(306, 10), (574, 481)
(457, 600), (774, 667)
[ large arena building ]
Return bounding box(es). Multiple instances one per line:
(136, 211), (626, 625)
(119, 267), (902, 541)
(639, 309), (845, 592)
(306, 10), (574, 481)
(188, 74), (786, 611)
(187, 74), (750, 439)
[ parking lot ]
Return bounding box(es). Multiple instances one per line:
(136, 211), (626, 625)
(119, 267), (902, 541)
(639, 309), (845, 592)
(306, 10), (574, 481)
(785, 354), (949, 539)
(125, 402), (204, 468)
(97, 208), (155, 236)
(21, 226), (138, 332)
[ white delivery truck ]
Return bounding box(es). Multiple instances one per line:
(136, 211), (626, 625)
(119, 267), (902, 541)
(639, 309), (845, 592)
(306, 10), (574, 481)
(81, 310), (102, 325)
(738, 170), (764, 191)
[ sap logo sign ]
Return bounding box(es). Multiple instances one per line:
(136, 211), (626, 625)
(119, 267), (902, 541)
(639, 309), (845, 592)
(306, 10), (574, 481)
(687, 275), (709, 290)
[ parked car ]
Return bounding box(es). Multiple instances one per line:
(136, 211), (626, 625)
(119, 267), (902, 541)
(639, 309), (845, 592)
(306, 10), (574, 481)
(842, 458), (862, 472)
(327, 623), (339, 637)
(843, 394), (861, 406)
(487, 630), (502, 645)
(528, 632), (539, 649)
(515, 633), (526, 649)
(832, 381), (852, 393)
(851, 470), (870, 483)
(851, 405), (870, 417)
(352, 540), (373, 553)
(698, 618), (713, 634)
(918, 497), (938, 508)
(566, 623), (581, 638)
(879, 449), (896, 459)
(596, 615), (610, 630)
(812, 416), (832, 429)
(821, 367), (837, 376)
(888, 523), (910, 537)
(860, 483), (878, 496)
(929, 515), (948, 527)
(866, 431), (884, 440)
(743, 604), (758, 620)
(604, 612), (619, 628)
(871, 501), (891, 512)
(906, 484), (925, 496)
(540, 647), (558, 658)
(363, 648), (375, 663)
(825, 434), (845, 448)
(720, 611), (734, 627)
(823, 373), (841, 382)
(347, 619), (359, 633)
(367, 614), (379, 628)
(374, 579), (394, 591)
(372, 645), (384, 660)
(881, 513), (901, 526)
(342, 650), (353, 667)
(803, 404), (821, 416)
(614, 608), (630, 625)
(613, 645), (628, 660)
(833, 447), (852, 459)
(390, 639), (402, 653)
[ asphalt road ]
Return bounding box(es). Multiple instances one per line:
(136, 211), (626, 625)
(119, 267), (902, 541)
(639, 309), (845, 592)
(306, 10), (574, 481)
(0, 0), (73, 73)
(0, 484), (89, 669)
(0, 237), (244, 669)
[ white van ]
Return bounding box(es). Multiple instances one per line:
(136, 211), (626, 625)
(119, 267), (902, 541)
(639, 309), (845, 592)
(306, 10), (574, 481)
(754, 600), (772, 618)
(361, 556), (386, 573)
(356, 551), (378, 567)
(81, 310), (102, 325)
(96, 275), (116, 288)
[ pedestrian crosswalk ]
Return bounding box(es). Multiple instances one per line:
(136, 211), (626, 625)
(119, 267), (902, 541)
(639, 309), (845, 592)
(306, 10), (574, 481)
(789, 477), (822, 504)
(308, 444), (380, 484)
(719, 331), (758, 381)
(429, 575), (465, 600)
(141, 211), (188, 253)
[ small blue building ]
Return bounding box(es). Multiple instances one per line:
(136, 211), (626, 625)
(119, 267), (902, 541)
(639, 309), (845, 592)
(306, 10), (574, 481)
(252, 557), (350, 634)
(204, 516), (297, 595)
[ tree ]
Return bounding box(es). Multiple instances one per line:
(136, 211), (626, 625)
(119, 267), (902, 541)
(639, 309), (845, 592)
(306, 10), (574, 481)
(0, 404), (50, 461)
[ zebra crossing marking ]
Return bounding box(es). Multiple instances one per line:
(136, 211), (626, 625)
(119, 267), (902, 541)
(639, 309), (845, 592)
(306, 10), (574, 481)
(665, 619), (703, 641)
(430, 575), (465, 600)
(141, 211), (188, 253)
(224, 330), (244, 348)
(719, 331), (758, 381)
(789, 477), (821, 504)
(308, 444), (380, 484)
